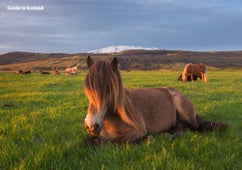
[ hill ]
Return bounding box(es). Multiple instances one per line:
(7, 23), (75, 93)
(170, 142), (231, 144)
(0, 50), (241, 71)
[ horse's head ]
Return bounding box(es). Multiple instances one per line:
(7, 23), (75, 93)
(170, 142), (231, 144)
(84, 56), (123, 135)
(178, 75), (182, 81)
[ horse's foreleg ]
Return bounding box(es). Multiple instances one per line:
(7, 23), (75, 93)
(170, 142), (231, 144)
(113, 127), (146, 144)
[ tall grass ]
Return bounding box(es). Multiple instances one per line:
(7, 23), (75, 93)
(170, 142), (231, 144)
(0, 70), (241, 169)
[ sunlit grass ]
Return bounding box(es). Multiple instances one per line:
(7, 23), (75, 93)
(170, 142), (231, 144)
(0, 69), (241, 169)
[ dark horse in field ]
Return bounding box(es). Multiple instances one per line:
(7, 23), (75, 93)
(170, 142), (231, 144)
(40, 71), (51, 74)
(17, 70), (31, 74)
(84, 57), (227, 145)
(181, 63), (207, 82)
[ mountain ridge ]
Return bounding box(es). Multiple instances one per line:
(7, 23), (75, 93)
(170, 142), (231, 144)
(0, 49), (241, 71)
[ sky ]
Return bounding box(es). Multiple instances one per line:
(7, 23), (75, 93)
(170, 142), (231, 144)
(0, 0), (242, 54)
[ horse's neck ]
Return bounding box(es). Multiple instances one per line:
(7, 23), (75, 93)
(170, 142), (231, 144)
(116, 88), (146, 134)
(123, 88), (133, 105)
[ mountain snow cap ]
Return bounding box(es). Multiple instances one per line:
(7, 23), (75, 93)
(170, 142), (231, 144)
(88, 45), (160, 54)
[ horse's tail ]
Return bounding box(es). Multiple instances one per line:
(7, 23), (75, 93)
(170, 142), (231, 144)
(196, 115), (228, 131)
(203, 73), (208, 82)
(200, 72), (208, 82)
(199, 63), (208, 82)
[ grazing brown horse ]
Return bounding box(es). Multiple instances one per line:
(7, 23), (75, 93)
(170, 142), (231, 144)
(182, 63), (207, 82)
(84, 57), (227, 145)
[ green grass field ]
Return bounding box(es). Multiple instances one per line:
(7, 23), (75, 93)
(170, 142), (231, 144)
(0, 70), (241, 169)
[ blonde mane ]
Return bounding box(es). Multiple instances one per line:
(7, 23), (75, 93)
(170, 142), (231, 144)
(182, 63), (192, 81)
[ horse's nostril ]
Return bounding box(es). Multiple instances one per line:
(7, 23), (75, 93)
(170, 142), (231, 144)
(84, 121), (89, 130)
(94, 123), (99, 130)
(93, 123), (101, 135)
(85, 123), (101, 135)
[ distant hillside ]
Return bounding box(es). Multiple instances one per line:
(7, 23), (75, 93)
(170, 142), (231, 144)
(0, 50), (241, 71)
(0, 52), (68, 65)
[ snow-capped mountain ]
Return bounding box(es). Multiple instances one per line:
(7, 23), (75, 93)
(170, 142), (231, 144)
(88, 45), (160, 54)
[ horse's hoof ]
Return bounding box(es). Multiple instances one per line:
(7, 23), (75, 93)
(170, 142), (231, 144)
(85, 136), (102, 146)
(176, 131), (184, 138)
(147, 135), (154, 141)
(164, 133), (173, 141)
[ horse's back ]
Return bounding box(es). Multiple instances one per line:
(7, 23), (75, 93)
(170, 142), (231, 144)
(192, 63), (206, 74)
(199, 63), (207, 73)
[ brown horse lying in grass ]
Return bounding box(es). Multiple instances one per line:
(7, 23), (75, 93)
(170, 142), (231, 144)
(182, 63), (207, 82)
(84, 57), (227, 145)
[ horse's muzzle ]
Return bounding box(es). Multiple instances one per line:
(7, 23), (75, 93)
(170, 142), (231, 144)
(85, 123), (101, 135)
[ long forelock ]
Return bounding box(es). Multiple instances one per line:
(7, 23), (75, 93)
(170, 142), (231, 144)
(84, 61), (124, 112)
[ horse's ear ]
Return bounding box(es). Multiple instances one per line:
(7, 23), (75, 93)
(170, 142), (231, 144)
(87, 56), (94, 69)
(111, 57), (118, 71)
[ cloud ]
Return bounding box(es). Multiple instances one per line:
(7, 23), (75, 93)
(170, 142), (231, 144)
(0, 0), (242, 53)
